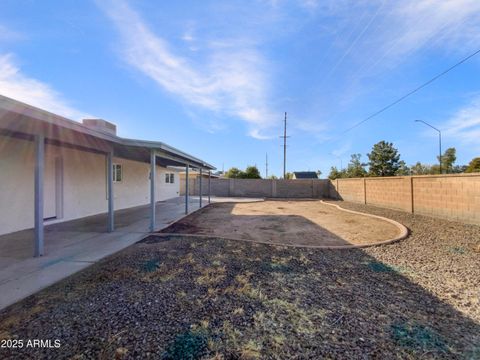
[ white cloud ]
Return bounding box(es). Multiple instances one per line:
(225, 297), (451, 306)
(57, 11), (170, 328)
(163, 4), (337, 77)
(307, 0), (480, 82)
(386, 0), (480, 57)
(98, 0), (276, 139)
(0, 53), (86, 119)
(0, 25), (23, 42)
(442, 96), (480, 149)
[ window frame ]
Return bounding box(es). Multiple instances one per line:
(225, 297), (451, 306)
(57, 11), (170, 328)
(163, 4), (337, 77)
(113, 163), (123, 183)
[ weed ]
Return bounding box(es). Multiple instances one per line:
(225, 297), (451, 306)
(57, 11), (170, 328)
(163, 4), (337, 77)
(232, 307), (244, 316)
(196, 266), (226, 285)
(390, 322), (447, 352)
(141, 258), (160, 273)
(449, 246), (466, 255)
(240, 339), (262, 359)
(162, 330), (209, 360)
(367, 261), (395, 273)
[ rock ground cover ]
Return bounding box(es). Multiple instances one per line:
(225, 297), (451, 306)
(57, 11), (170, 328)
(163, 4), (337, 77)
(0, 202), (478, 359)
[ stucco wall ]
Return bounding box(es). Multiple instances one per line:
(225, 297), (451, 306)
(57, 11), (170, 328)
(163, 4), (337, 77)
(0, 135), (180, 236)
(0, 136), (35, 235)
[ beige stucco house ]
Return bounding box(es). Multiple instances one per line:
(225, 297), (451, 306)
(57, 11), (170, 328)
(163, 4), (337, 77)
(0, 95), (214, 256)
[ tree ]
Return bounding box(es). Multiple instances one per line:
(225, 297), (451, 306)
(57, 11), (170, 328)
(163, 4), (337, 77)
(267, 175), (278, 179)
(410, 162), (432, 175)
(328, 166), (346, 180)
(438, 147), (456, 174)
(465, 157), (480, 173)
(451, 165), (467, 174)
(345, 154), (367, 178)
(224, 167), (244, 178)
(284, 172), (294, 179)
(396, 160), (411, 176)
(316, 170), (322, 178)
(243, 165), (262, 179)
(367, 141), (401, 177)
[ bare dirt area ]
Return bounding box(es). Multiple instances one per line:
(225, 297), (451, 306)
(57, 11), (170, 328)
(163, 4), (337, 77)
(161, 200), (402, 247)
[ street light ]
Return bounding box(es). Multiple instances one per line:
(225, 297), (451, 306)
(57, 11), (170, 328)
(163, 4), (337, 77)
(414, 120), (442, 174)
(329, 152), (343, 170)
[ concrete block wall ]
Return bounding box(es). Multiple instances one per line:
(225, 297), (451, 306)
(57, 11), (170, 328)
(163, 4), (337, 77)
(412, 175), (480, 223)
(181, 178), (331, 198)
(332, 174), (480, 224)
(332, 178), (364, 203)
(365, 177), (412, 212)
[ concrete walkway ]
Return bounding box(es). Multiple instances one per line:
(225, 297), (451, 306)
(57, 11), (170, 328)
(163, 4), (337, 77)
(0, 196), (257, 311)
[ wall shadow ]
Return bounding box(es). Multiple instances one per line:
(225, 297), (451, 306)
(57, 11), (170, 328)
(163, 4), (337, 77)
(159, 202), (391, 247)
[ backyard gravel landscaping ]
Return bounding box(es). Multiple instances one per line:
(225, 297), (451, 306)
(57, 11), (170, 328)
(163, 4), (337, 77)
(0, 201), (479, 359)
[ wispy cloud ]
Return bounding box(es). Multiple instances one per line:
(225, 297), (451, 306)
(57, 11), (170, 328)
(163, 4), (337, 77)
(301, 0), (480, 85)
(98, 0), (276, 139)
(0, 24), (24, 42)
(0, 53), (86, 119)
(442, 95), (480, 150)
(385, 0), (480, 57)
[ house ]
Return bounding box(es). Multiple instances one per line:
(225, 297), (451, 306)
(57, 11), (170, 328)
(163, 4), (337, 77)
(292, 171), (318, 179)
(0, 95), (215, 257)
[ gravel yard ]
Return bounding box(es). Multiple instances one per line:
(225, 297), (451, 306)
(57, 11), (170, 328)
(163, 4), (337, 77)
(0, 201), (479, 359)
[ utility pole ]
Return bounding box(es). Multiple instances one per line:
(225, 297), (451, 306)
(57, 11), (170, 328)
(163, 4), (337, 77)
(280, 112), (289, 179)
(414, 120), (442, 174)
(265, 153), (268, 178)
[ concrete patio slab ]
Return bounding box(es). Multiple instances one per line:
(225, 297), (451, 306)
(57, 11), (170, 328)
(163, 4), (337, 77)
(0, 196), (244, 310)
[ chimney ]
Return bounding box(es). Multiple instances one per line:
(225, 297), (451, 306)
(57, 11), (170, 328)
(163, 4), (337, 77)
(82, 119), (117, 136)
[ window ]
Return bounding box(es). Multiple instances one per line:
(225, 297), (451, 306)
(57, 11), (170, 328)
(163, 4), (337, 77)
(113, 164), (122, 182)
(165, 173), (175, 183)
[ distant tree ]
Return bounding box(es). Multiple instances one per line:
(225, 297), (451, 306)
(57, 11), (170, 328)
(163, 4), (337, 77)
(410, 162), (432, 175)
(328, 166), (346, 180)
(267, 175), (278, 179)
(451, 165), (467, 174)
(396, 160), (411, 176)
(224, 167), (244, 178)
(345, 154), (367, 178)
(367, 141), (401, 177)
(465, 157), (480, 173)
(316, 170), (322, 178)
(284, 172), (294, 179)
(243, 165), (262, 179)
(438, 147), (456, 173)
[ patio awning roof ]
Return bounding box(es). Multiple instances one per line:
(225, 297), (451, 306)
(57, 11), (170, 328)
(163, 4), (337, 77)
(0, 94), (215, 170)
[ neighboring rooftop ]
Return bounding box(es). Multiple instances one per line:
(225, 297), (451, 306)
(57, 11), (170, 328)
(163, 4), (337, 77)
(293, 171), (318, 179)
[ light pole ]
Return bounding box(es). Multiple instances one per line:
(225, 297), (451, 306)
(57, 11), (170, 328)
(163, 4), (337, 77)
(414, 120), (442, 174)
(330, 152), (343, 171)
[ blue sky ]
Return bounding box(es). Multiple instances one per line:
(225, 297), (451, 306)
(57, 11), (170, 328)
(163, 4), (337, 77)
(1, 0), (479, 177)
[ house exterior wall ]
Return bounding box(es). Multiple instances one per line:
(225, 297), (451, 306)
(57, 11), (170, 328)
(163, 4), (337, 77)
(0, 135), (180, 236)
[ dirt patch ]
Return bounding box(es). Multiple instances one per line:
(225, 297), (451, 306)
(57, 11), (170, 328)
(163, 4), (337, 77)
(160, 200), (402, 247)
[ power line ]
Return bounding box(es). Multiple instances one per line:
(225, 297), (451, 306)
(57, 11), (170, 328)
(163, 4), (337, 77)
(338, 47), (480, 135)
